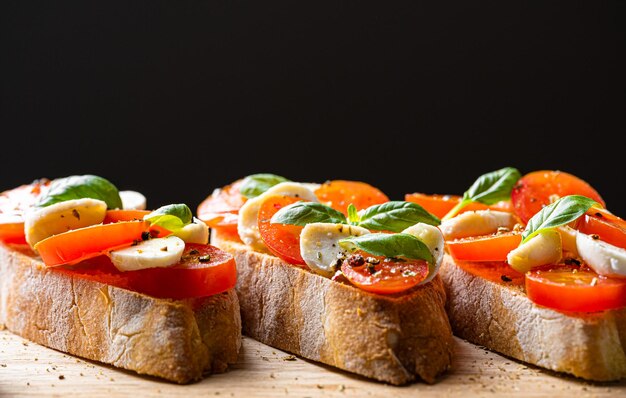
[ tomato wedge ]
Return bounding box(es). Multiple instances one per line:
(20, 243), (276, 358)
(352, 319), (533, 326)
(526, 265), (626, 312)
(197, 179), (246, 228)
(446, 232), (522, 262)
(511, 170), (605, 223)
(577, 209), (626, 250)
(35, 221), (149, 267)
(340, 252), (429, 294)
(315, 180), (389, 215)
(55, 244), (237, 299)
(257, 195), (307, 266)
(405, 193), (513, 219)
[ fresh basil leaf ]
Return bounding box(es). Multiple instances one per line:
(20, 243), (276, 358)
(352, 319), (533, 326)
(144, 203), (193, 232)
(358, 201), (440, 232)
(521, 195), (598, 244)
(347, 204), (360, 225)
(443, 167), (521, 220)
(339, 233), (434, 265)
(36, 175), (123, 209)
(239, 173), (290, 198)
(271, 202), (347, 226)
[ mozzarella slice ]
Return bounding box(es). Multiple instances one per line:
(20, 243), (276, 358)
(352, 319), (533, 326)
(506, 229), (562, 273)
(110, 236), (185, 272)
(120, 190), (147, 210)
(402, 223), (445, 285)
(557, 226), (579, 256)
(237, 182), (319, 251)
(576, 232), (626, 278)
(440, 210), (517, 240)
(174, 217), (209, 244)
(300, 223), (370, 277)
(24, 198), (107, 248)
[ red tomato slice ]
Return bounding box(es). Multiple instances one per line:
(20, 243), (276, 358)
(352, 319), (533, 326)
(446, 232), (522, 262)
(455, 260), (525, 286)
(257, 195), (307, 266)
(405, 193), (512, 219)
(35, 221), (149, 267)
(577, 209), (626, 250)
(56, 244), (237, 299)
(511, 170), (605, 223)
(197, 180), (246, 228)
(103, 209), (170, 238)
(340, 252), (429, 294)
(0, 180), (49, 242)
(315, 180), (389, 215)
(526, 265), (626, 312)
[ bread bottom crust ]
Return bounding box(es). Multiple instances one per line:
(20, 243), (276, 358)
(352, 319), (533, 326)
(0, 243), (242, 383)
(439, 254), (626, 381)
(212, 232), (454, 385)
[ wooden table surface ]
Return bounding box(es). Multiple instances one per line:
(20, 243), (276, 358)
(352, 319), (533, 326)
(0, 328), (624, 397)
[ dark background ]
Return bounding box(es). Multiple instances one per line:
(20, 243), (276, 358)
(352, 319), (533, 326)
(1, 2), (624, 214)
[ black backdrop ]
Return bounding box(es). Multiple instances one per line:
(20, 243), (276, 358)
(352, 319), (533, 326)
(1, 2), (625, 215)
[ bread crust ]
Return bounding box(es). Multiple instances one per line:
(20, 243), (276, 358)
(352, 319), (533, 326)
(211, 232), (453, 384)
(0, 242), (241, 383)
(439, 254), (626, 381)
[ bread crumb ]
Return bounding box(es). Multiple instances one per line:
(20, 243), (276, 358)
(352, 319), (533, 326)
(282, 355), (296, 361)
(58, 375), (65, 380)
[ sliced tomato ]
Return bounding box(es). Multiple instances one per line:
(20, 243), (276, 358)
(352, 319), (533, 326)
(577, 209), (626, 250)
(197, 180), (246, 228)
(511, 170), (605, 223)
(0, 180), (50, 242)
(405, 193), (513, 219)
(455, 260), (525, 286)
(55, 244), (237, 299)
(103, 209), (170, 238)
(315, 180), (389, 215)
(257, 195), (307, 266)
(446, 232), (522, 262)
(526, 265), (626, 312)
(340, 252), (429, 294)
(35, 221), (149, 267)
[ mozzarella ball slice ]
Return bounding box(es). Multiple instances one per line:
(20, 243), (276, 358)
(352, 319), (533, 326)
(110, 236), (185, 272)
(402, 223), (445, 284)
(507, 229), (562, 273)
(577, 232), (626, 279)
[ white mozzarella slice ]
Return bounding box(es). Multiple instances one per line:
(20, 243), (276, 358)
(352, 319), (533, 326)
(576, 232), (626, 278)
(120, 190), (147, 210)
(402, 223), (445, 284)
(24, 198), (107, 248)
(110, 236), (185, 272)
(174, 217), (209, 244)
(300, 223), (370, 277)
(440, 210), (517, 240)
(507, 229), (562, 273)
(237, 182), (318, 251)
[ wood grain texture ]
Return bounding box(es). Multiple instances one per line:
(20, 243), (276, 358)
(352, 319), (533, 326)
(1, 329), (625, 397)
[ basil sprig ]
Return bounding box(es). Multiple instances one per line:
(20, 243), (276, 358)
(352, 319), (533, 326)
(521, 195), (598, 244)
(144, 203), (193, 232)
(271, 202), (347, 226)
(358, 201), (440, 231)
(36, 175), (123, 209)
(339, 233), (435, 266)
(239, 173), (290, 198)
(442, 167), (521, 221)
(271, 200), (439, 232)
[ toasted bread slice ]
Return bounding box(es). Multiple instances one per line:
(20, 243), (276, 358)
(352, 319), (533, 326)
(0, 242), (242, 383)
(211, 231), (453, 384)
(439, 253), (626, 381)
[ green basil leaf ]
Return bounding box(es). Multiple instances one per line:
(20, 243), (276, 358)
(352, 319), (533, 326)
(358, 201), (440, 232)
(270, 202), (347, 226)
(347, 204), (360, 225)
(521, 195), (598, 244)
(144, 204), (193, 232)
(239, 173), (290, 198)
(443, 167), (521, 220)
(36, 175), (123, 209)
(339, 233), (434, 265)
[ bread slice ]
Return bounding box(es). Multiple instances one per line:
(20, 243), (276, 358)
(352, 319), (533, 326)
(439, 253), (626, 381)
(211, 231), (454, 384)
(0, 242), (242, 383)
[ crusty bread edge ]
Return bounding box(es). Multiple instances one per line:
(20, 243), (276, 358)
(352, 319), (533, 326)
(211, 232), (454, 385)
(439, 253), (626, 381)
(0, 243), (242, 383)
